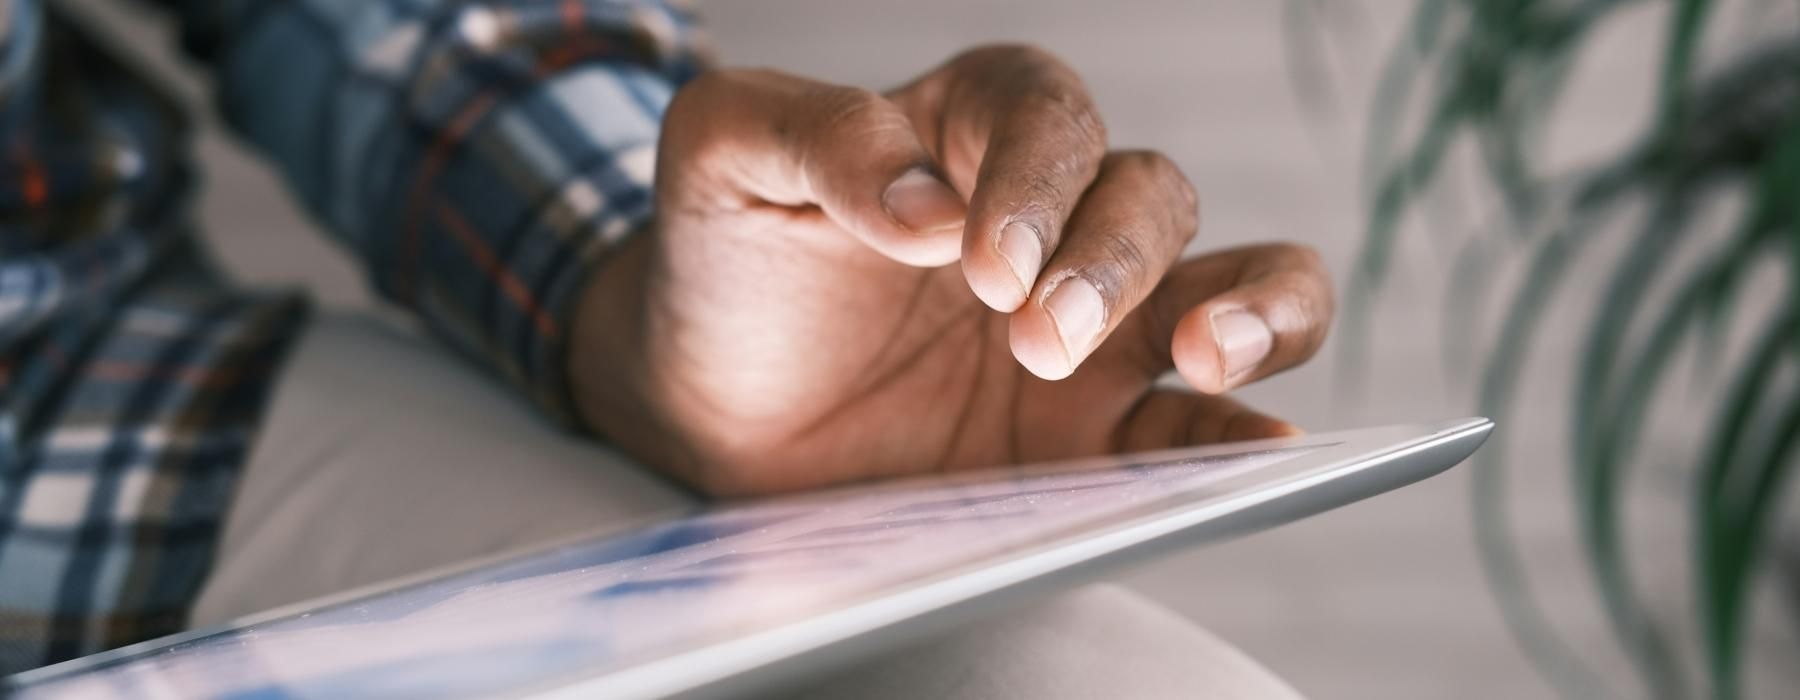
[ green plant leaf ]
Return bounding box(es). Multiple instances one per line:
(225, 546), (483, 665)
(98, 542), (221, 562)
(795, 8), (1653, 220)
(1334, 2), (1799, 695)
(1441, 234), (1498, 383)
(1571, 193), (1696, 699)
(1712, 391), (1800, 696)
(1695, 115), (1800, 700)
(1282, 0), (1346, 150)
(1339, 98), (1462, 399)
(1652, 0), (1716, 152)
(1359, 0), (1451, 195)
(1474, 212), (1619, 698)
(1695, 305), (1796, 700)
(1571, 192), (1781, 700)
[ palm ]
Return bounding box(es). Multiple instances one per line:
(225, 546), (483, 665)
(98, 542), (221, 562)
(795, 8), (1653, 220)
(638, 204), (1158, 493)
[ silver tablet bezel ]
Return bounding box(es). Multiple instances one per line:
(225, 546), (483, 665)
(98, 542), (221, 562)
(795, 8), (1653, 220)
(8, 418), (1491, 699)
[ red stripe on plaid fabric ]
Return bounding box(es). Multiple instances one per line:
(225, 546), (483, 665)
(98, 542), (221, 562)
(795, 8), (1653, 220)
(400, 90), (503, 303)
(561, 0), (584, 30)
(84, 360), (243, 388)
(30, 342), (243, 389)
(397, 21), (632, 305)
(431, 197), (559, 339)
(11, 139), (49, 209)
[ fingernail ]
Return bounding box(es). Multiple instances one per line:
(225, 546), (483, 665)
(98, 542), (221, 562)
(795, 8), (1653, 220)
(1044, 277), (1106, 368)
(1210, 308), (1272, 385)
(883, 169), (965, 234)
(996, 221), (1043, 292)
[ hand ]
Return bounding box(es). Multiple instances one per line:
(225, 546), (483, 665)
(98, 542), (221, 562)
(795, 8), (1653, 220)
(570, 45), (1333, 496)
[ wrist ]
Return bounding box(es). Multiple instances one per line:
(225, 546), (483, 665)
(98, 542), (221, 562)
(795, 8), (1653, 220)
(566, 228), (670, 459)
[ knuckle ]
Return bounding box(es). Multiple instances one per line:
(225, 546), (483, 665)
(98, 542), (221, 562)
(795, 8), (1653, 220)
(1095, 230), (1155, 296)
(1282, 293), (1331, 358)
(1104, 231), (1152, 276)
(663, 74), (735, 162)
(666, 68), (775, 142)
(681, 67), (736, 95)
(1108, 149), (1180, 185)
(951, 43), (1104, 151)
(811, 85), (885, 121)
(1261, 240), (1326, 272)
(1253, 242), (1334, 348)
(675, 68), (757, 109)
(955, 42), (1059, 71)
(1107, 150), (1199, 240)
(1015, 169), (1070, 212)
(1106, 152), (1164, 194)
(995, 42), (1056, 62)
(806, 85), (905, 142)
(663, 73), (717, 134)
(1037, 83), (1106, 152)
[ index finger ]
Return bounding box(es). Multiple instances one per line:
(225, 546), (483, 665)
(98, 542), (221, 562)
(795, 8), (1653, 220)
(899, 45), (1109, 313)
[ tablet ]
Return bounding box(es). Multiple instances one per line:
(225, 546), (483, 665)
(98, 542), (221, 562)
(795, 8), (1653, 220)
(6, 418), (1491, 699)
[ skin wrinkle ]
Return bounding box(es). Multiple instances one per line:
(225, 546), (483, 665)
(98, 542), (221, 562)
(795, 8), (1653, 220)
(1098, 231), (1152, 301)
(786, 304), (984, 483)
(795, 85), (891, 198)
(637, 222), (839, 486)
(928, 310), (990, 475)
(857, 270), (940, 382)
(932, 101), (952, 183)
(964, 46), (1097, 139)
(778, 271), (936, 445)
(1108, 390), (1152, 454)
(1132, 245), (1319, 384)
(1129, 274), (1186, 380)
(1175, 394), (1204, 447)
(1218, 406), (1256, 444)
(1034, 83), (1106, 159)
(1009, 168), (1072, 216)
(935, 97), (982, 192)
(640, 256), (728, 487)
(881, 67), (952, 180)
(985, 48), (1107, 173)
(780, 281), (982, 450)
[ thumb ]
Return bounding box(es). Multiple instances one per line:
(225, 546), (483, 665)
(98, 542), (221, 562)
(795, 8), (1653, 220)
(659, 69), (965, 267)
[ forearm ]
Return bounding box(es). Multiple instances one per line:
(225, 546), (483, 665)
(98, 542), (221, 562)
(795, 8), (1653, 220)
(167, 0), (705, 423)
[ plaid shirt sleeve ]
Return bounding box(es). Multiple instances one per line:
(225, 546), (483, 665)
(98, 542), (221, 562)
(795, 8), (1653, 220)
(179, 0), (707, 424)
(0, 0), (706, 676)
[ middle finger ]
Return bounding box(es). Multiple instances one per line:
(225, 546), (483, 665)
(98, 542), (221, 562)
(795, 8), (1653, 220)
(1009, 150), (1200, 380)
(903, 45), (1109, 313)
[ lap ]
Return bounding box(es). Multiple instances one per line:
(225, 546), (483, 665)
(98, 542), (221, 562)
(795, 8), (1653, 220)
(791, 584), (1298, 700)
(195, 311), (1300, 699)
(192, 312), (690, 625)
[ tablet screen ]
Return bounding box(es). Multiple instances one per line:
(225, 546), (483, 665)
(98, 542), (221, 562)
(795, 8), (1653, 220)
(13, 444), (1323, 699)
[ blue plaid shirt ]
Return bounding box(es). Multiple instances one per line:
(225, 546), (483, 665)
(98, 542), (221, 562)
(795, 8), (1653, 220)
(0, 0), (703, 673)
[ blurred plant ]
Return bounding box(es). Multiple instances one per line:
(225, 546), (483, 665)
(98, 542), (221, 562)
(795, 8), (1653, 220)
(1288, 0), (1799, 698)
